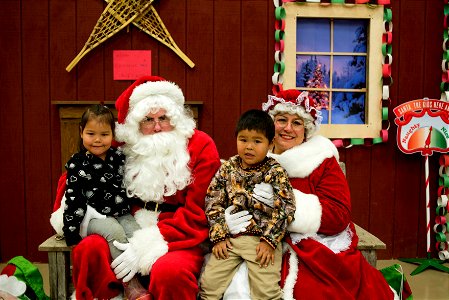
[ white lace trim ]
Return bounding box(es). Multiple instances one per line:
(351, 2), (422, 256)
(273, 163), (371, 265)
(262, 92), (323, 126)
(290, 225), (353, 254)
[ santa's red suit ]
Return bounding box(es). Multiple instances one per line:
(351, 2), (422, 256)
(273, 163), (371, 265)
(71, 129), (220, 300)
(268, 135), (394, 300)
(63, 76), (222, 300)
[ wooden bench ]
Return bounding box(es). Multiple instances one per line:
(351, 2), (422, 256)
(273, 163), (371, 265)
(38, 225), (385, 300)
(354, 223), (386, 267)
(38, 235), (72, 300)
(39, 162), (385, 298)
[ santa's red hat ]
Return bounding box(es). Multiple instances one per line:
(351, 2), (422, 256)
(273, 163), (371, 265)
(115, 76), (184, 124)
(114, 76), (195, 144)
(262, 89), (322, 139)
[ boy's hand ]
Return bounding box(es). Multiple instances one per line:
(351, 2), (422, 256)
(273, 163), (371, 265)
(212, 239), (232, 260)
(256, 240), (275, 268)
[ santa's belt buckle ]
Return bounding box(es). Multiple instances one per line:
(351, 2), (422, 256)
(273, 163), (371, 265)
(144, 202), (159, 212)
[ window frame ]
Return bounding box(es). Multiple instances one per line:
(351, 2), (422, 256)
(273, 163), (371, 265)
(282, 3), (384, 139)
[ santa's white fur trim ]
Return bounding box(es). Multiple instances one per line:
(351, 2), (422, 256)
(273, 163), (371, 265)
(282, 244), (298, 300)
(130, 80), (184, 108)
(287, 189), (321, 234)
(134, 208), (159, 228)
(268, 135), (338, 178)
(50, 195), (66, 236)
(128, 226), (168, 275)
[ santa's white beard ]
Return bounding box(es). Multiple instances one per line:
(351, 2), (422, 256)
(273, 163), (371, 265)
(121, 130), (192, 203)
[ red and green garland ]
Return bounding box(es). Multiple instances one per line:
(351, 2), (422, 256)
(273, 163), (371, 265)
(272, 0), (392, 147)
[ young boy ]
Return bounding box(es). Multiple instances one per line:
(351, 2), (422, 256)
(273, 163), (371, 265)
(199, 109), (295, 300)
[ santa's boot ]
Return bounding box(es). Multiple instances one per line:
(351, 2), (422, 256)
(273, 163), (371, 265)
(123, 277), (151, 300)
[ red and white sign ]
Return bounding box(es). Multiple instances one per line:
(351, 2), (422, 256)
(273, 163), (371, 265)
(113, 50), (151, 80)
(394, 99), (449, 156)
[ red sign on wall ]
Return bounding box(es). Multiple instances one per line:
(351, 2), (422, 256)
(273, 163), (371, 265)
(113, 50), (151, 80)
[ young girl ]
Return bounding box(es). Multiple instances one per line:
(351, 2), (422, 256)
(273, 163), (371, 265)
(62, 104), (148, 300)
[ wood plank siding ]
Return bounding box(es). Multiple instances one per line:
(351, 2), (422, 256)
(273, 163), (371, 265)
(0, 0), (445, 262)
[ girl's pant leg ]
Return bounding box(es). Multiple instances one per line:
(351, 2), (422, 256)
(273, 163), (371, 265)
(87, 217), (127, 259)
(117, 213), (140, 238)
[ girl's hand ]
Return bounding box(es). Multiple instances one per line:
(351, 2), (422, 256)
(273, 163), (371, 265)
(256, 240), (275, 268)
(212, 239), (232, 260)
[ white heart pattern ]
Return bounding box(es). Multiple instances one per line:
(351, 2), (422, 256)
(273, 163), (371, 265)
(102, 207), (111, 214)
(104, 193), (112, 200)
(100, 177), (106, 183)
(75, 208), (85, 217)
(70, 176), (77, 182)
(115, 195), (123, 204)
(69, 226), (77, 232)
(104, 173), (113, 180)
(79, 170), (87, 177)
(93, 164), (102, 169)
(69, 163), (75, 169)
(65, 215), (73, 221)
(85, 190), (94, 198)
(67, 189), (73, 193)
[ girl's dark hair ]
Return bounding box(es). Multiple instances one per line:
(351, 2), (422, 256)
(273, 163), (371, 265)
(235, 109), (275, 142)
(79, 104), (115, 152)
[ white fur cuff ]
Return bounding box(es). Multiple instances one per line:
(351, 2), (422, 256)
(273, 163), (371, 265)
(50, 195), (66, 236)
(288, 189), (322, 234)
(129, 227), (168, 275)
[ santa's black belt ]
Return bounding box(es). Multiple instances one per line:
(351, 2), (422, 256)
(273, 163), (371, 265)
(131, 198), (181, 213)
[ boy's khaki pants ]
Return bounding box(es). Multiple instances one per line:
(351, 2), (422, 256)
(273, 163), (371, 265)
(199, 235), (282, 300)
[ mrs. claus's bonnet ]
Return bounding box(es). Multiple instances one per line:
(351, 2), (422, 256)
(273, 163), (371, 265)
(262, 89), (322, 139)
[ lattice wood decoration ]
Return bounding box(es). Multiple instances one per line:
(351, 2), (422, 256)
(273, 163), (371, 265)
(66, 0), (195, 72)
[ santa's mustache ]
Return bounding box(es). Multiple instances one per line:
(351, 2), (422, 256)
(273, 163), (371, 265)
(126, 131), (181, 157)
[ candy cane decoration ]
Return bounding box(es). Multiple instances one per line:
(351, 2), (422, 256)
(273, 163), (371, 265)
(424, 128), (432, 254)
(425, 155), (431, 254)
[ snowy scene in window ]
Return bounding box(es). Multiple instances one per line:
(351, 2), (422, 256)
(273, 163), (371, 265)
(295, 18), (368, 125)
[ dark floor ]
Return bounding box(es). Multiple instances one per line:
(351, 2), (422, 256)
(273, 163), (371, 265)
(1, 259), (449, 299)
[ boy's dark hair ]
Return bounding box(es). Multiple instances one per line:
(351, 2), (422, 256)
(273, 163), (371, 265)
(79, 104), (115, 151)
(235, 109), (275, 142)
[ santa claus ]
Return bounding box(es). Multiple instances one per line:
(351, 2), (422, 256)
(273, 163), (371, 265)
(68, 76), (221, 300)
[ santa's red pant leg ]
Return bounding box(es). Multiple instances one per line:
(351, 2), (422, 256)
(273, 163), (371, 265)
(149, 247), (204, 300)
(72, 235), (122, 300)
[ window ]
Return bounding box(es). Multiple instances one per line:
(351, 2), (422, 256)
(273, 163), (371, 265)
(282, 3), (384, 139)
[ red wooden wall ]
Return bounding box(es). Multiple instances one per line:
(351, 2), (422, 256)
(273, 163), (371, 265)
(0, 0), (445, 263)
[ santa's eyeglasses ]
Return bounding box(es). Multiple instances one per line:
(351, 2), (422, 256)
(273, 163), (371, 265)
(140, 115), (171, 128)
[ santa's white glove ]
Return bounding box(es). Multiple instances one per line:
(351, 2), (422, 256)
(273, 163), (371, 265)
(79, 205), (106, 238)
(252, 183), (274, 207)
(225, 205), (252, 235)
(111, 241), (140, 282)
